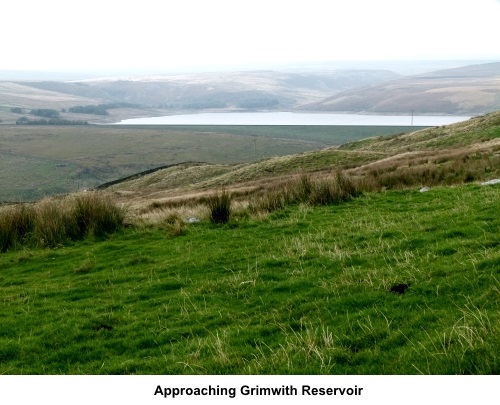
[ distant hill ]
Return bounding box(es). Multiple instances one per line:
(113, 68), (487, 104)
(0, 81), (102, 109)
(18, 69), (400, 110)
(1, 62), (498, 123)
(0, 68), (401, 124)
(300, 62), (500, 115)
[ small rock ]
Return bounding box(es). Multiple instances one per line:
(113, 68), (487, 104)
(185, 217), (200, 223)
(481, 179), (500, 186)
(419, 187), (430, 192)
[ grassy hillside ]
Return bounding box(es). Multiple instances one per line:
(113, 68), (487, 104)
(0, 111), (499, 375)
(0, 184), (498, 374)
(106, 112), (500, 216)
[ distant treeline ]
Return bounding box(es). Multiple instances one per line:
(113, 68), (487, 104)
(10, 107), (62, 117)
(30, 108), (61, 118)
(16, 117), (88, 125)
(69, 105), (109, 115)
(68, 102), (141, 115)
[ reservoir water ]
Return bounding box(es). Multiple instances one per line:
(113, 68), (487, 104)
(115, 112), (470, 126)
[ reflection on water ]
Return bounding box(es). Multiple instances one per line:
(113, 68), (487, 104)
(115, 112), (470, 126)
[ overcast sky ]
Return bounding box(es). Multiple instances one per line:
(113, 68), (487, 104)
(2, 0), (500, 72)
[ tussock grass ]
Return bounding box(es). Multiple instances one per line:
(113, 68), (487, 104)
(207, 189), (232, 224)
(250, 171), (359, 214)
(32, 200), (74, 248)
(122, 140), (498, 225)
(351, 146), (500, 191)
(0, 192), (125, 251)
(0, 205), (36, 252)
(134, 205), (209, 228)
(72, 192), (125, 238)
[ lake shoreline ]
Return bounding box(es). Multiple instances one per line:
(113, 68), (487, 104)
(114, 111), (471, 127)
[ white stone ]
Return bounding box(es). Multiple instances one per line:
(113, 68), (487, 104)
(185, 217), (200, 223)
(481, 179), (500, 186)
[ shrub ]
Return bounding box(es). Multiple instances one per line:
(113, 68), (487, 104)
(30, 108), (60, 119)
(207, 189), (232, 224)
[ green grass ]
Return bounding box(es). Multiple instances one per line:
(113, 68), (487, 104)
(339, 112), (500, 153)
(1, 183), (498, 374)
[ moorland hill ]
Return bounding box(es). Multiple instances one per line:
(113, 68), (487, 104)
(301, 62), (500, 114)
(1, 62), (499, 126)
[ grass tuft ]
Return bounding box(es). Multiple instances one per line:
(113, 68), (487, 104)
(72, 192), (125, 238)
(207, 189), (232, 224)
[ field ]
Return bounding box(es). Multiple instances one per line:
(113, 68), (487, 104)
(0, 124), (423, 201)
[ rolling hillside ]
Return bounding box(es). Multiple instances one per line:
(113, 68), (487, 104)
(301, 62), (500, 115)
(0, 81), (101, 110)
(2, 62), (498, 125)
(0, 125), (423, 202)
(105, 111), (500, 217)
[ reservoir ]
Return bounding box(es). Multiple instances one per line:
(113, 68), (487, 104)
(115, 112), (470, 126)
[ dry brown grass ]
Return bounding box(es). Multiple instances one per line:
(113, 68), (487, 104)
(0, 191), (125, 251)
(130, 170), (359, 225)
(122, 137), (500, 225)
(348, 141), (500, 191)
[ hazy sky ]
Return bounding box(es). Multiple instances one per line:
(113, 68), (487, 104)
(2, 0), (500, 72)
